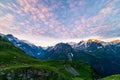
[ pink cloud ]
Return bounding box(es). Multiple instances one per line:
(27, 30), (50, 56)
(67, 0), (86, 12)
(91, 7), (113, 24)
(17, 0), (69, 38)
(0, 28), (2, 32)
(91, 0), (116, 24)
(0, 13), (21, 34)
(5, 14), (14, 20)
(1, 0), (117, 39)
(0, 22), (10, 27)
(70, 0), (117, 38)
(100, 7), (112, 15)
(0, 2), (19, 14)
(0, 14), (14, 27)
(11, 26), (20, 31)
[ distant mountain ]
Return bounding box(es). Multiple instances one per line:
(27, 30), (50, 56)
(72, 39), (120, 60)
(71, 39), (120, 77)
(45, 43), (74, 60)
(0, 34), (45, 59)
(44, 39), (120, 77)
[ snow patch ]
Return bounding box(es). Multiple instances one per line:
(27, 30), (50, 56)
(8, 38), (13, 41)
(37, 53), (41, 55)
(97, 46), (102, 49)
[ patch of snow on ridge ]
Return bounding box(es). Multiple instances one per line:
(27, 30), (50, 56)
(37, 53), (41, 55)
(68, 53), (73, 61)
(8, 38), (13, 41)
(101, 42), (110, 47)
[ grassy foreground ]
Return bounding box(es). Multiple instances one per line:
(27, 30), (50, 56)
(101, 74), (120, 80)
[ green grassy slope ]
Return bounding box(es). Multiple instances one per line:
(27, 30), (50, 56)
(0, 36), (40, 67)
(0, 36), (94, 80)
(101, 74), (120, 80)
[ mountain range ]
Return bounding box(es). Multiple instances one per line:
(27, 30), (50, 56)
(0, 35), (95, 80)
(0, 33), (120, 78)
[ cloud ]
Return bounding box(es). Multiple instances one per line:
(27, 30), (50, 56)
(0, 13), (14, 27)
(0, 0), (120, 41)
(16, 0), (120, 38)
(70, 0), (119, 38)
(0, 12), (20, 34)
(91, 0), (115, 24)
(67, 0), (86, 12)
(17, 0), (70, 38)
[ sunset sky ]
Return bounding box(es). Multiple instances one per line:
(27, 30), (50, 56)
(0, 0), (120, 46)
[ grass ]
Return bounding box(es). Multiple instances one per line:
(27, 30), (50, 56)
(73, 77), (84, 80)
(101, 74), (120, 80)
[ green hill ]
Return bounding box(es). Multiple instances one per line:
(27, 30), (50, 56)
(0, 36), (40, 67)
(0, 36), (94, 80)
(101, 74), (120, 80)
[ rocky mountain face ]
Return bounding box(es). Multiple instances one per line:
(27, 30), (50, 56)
(0, 67), (62, 80)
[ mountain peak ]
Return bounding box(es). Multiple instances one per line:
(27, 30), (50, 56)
(110, 39), (120, 43)
(87, 39), (102, 42)
(67, 42), (77, 45)
(6, 34), (13, 37)
(54, 43), (71, 49)
(55, 43), (69, 46)
(0, 33), (4, 37)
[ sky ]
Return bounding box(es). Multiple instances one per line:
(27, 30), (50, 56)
(0, 0), (120, 47)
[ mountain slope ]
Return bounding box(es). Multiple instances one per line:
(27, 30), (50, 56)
(0, 36), (39, 66)
(1, 34), (45, 59)
(0, 36), (94, 80)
